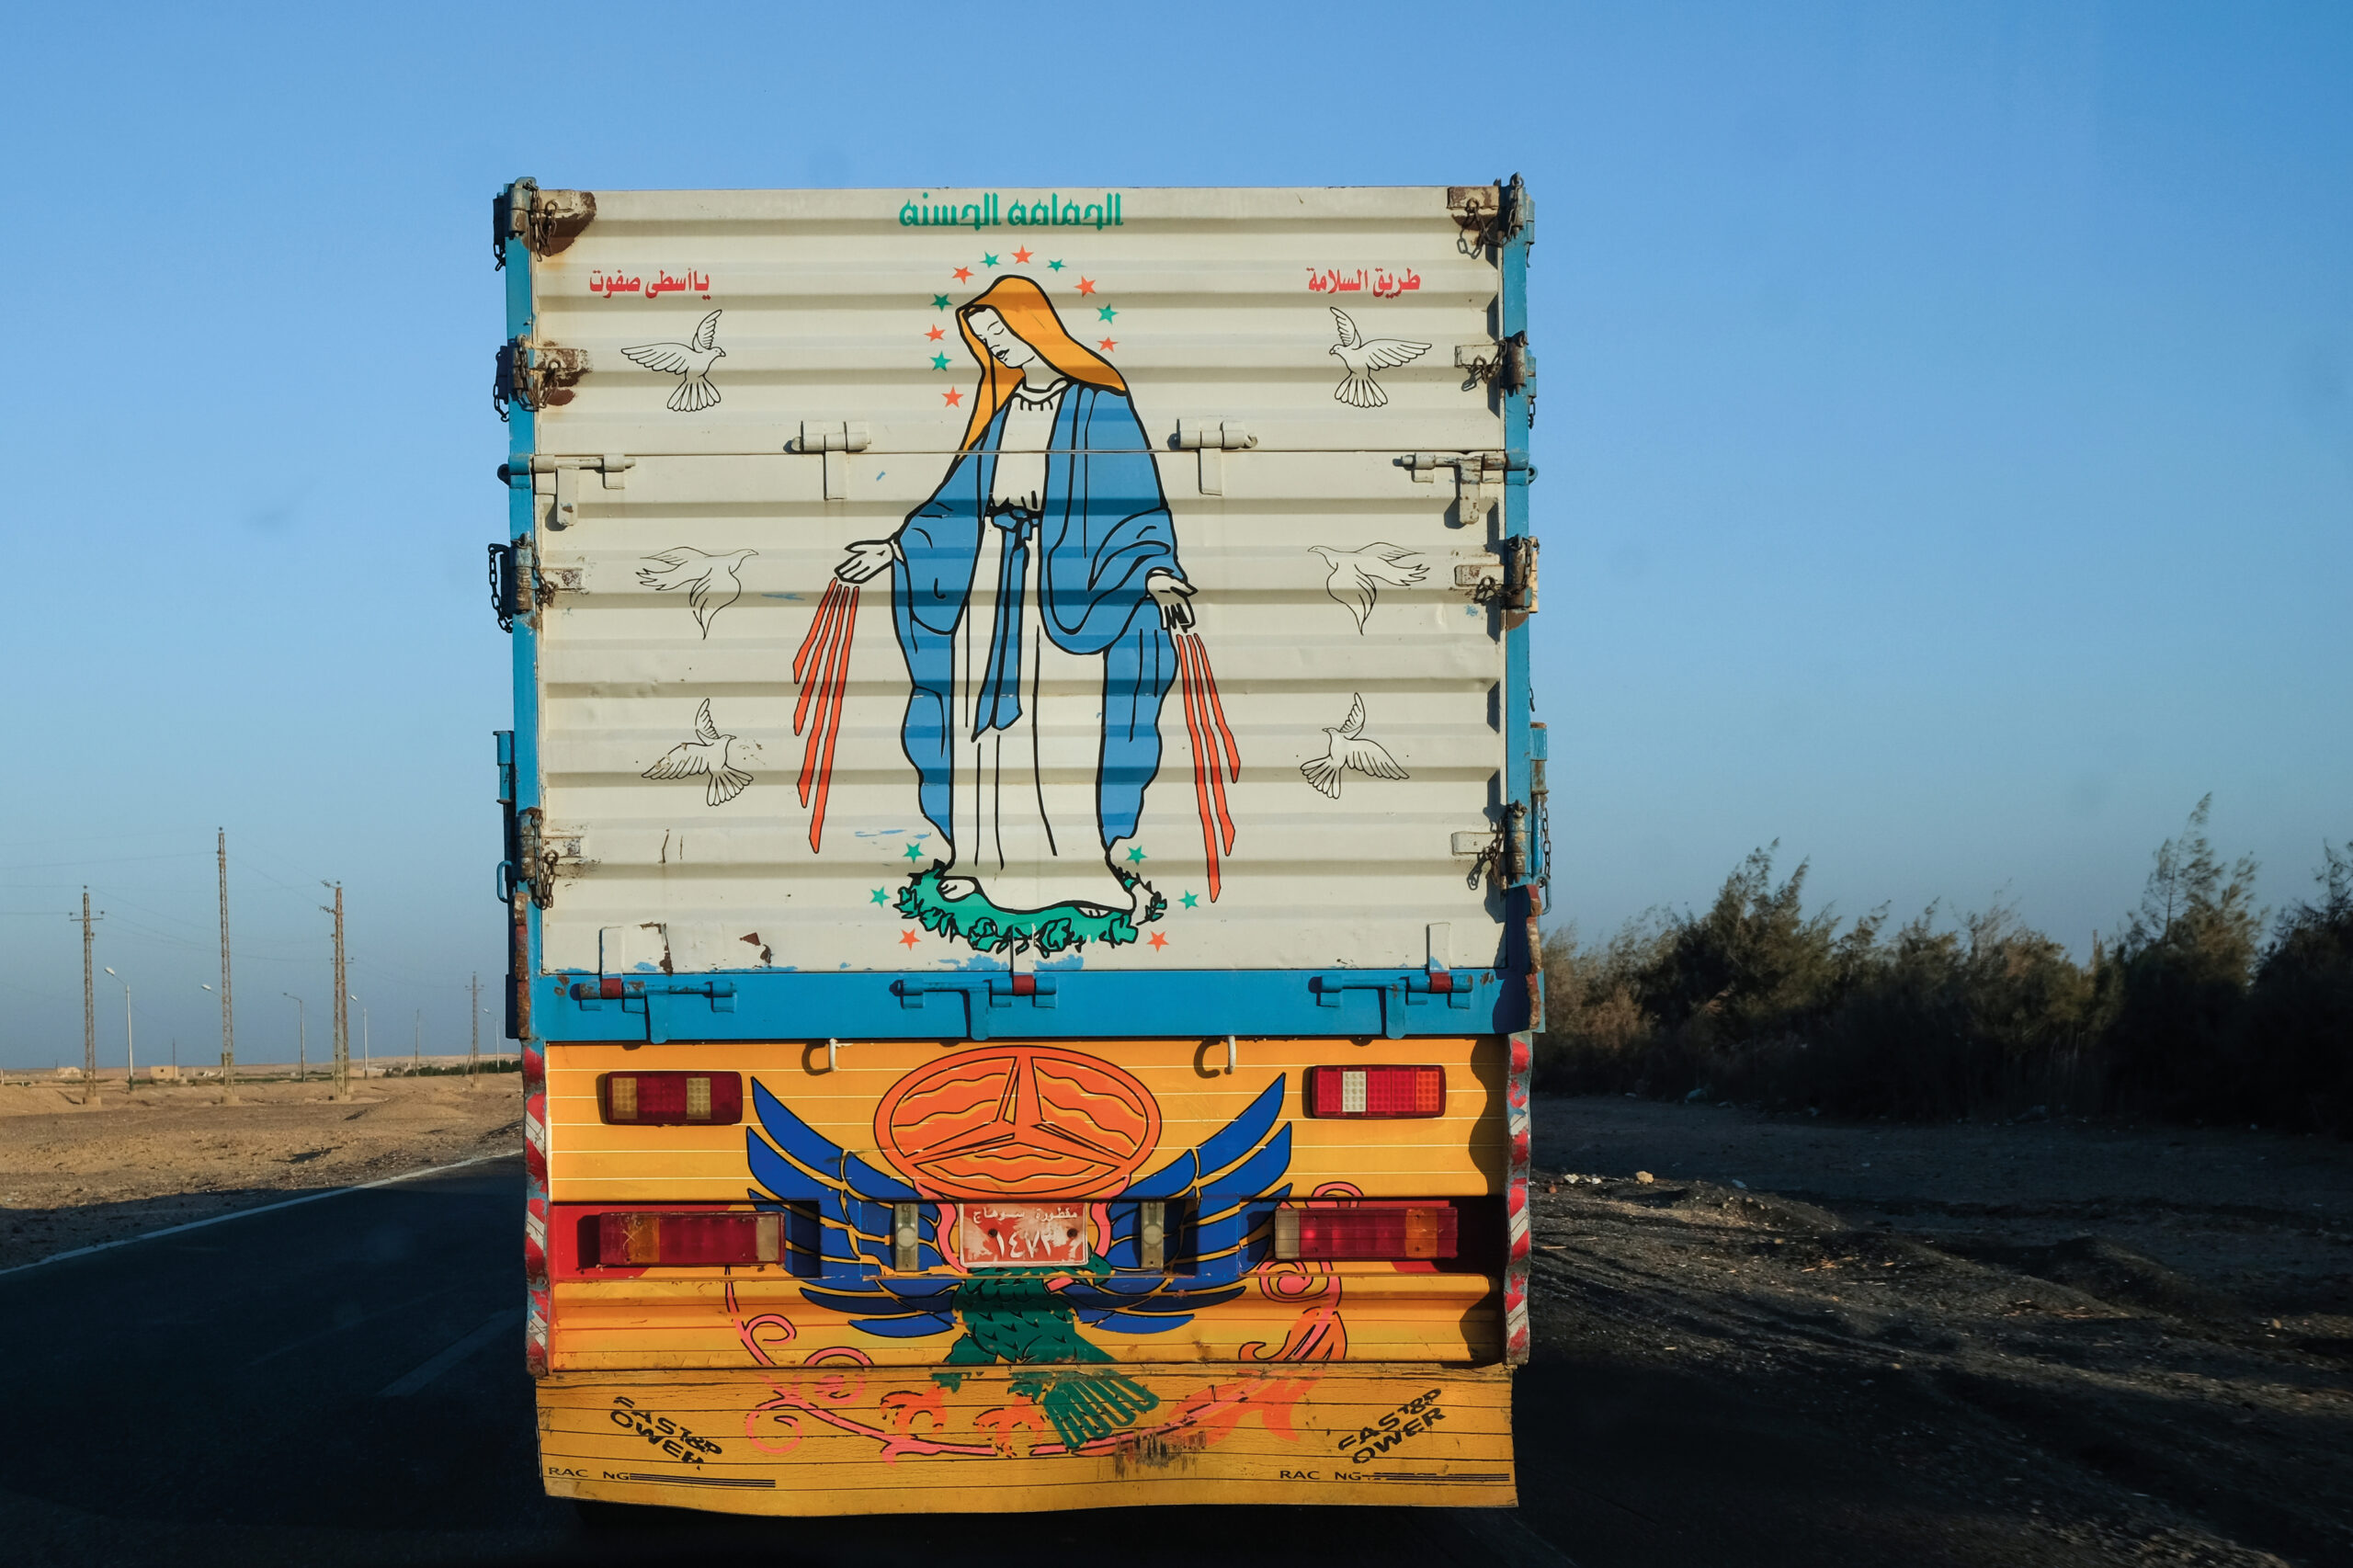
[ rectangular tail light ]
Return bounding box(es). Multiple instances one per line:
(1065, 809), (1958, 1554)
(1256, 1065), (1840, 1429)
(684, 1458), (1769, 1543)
(594, 1210), (779, 1267)
(1305, 1064), (1445, 1118)
(598, 1071), (742, 1125)
(1273, 1203), (1458, 1261)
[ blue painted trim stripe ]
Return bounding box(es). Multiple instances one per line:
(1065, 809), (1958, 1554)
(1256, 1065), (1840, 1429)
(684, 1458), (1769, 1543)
(526, 967), (1526, 1043)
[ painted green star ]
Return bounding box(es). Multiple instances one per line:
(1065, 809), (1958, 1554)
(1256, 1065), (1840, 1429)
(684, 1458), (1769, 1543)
(1097, 305), (1117, 322)
(870, 888), (889, 905)
(1180, 892), (1199, 909)
(1125, 846), (1147, 864)
(903, 841), (926, 860)
(932, 294), (950, 310)
(981, 253), (999, 267)
(931, 353), (950, 369)
(1047, 259), (1064, 271)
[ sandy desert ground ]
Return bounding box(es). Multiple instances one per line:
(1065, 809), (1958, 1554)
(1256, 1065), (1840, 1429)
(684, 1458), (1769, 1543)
(0, 1073), (523, 1271)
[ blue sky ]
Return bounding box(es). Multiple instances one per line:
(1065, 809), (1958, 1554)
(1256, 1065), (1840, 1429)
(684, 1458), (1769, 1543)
(0, 3), (2345, 1066)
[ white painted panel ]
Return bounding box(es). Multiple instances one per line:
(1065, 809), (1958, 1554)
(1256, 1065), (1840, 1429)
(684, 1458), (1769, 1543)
(527, 188), (1510, 975)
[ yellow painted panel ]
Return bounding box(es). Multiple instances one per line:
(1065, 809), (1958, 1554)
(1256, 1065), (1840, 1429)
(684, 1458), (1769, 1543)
(545, 1036), (1504, 1203)
(540, 1363), (1514, 1514)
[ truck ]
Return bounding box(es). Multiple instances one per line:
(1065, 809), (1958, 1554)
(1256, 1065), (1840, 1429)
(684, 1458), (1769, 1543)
(492, 177), (1544, 1516)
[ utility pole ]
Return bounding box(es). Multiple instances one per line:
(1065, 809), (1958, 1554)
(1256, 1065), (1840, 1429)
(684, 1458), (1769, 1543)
(104, 967), (133, 1092)
(283, 994), (306, 1082)
(361, 1005), (370, 1080)
(414, 1010), (422, 1074)
(470, 972), (481, 1082)
(68, 889), (102, 1106)
(216, 829), (235, 1098)
(323, 883), (348, 1100)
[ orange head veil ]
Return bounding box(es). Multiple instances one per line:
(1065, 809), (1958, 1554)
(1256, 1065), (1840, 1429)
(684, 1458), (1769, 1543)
(955, 276), (1127, 450)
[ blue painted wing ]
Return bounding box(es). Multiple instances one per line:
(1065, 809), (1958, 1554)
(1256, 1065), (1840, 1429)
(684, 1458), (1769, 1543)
(746, 1079), (956, 1336)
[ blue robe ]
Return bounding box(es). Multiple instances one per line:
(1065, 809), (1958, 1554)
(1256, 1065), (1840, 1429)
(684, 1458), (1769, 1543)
(890, 385), (1181, 853)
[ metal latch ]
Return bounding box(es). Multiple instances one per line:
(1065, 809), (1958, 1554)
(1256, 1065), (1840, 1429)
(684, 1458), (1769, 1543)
(1455, 333), (1537, 401)
(1174, 419), (1257, 495)
(1401, 450), (1509, 527)
(1451, 802), (1531, 887)
(1451, 535), (1539, 612)
(891, 973), (1058, 1040)
(494, 337), (591, 421)
(790, 422), (872, 501)
(494, 178), (597, 268)
(1445, 173), (1532, 252)
(503, 453), (634, 530)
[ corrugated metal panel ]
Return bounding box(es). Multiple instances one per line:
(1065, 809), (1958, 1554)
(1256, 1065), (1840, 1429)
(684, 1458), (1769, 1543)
(521, 187), (1513, 980)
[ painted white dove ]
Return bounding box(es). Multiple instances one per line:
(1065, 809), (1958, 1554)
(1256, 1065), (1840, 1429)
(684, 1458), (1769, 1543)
(1300, 692), (1408, 799)
(1310, 542), (1426, 632)
(621, 308), (726, 412)
(637, 546), (755, 637)
(1327, 307), (1431, 408)
(643, 699), (753, 805)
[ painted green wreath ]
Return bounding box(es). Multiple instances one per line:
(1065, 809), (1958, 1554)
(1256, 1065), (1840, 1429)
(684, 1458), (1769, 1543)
(895, 868), (1164, 957)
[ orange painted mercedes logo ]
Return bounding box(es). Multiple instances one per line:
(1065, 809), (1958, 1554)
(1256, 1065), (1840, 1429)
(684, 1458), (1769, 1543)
(873, 1046), (1162, 1199)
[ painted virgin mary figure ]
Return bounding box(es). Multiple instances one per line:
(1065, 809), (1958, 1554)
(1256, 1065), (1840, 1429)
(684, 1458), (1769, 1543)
(835, 277), (1196, 935)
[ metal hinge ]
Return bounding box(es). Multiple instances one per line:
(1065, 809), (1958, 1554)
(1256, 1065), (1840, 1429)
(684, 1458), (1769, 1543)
(1445, 172), (1532, 253)
(494, 178), (597, 269)
(501, 453), (634, 530)
(494, 337), (591, 422)
(512, 807), (558, 910)
(789, 422), (872, 501)
(1174, 419), (1257, 495)
(488, 534), (539, 629)
(1455, 332), (1538, 403)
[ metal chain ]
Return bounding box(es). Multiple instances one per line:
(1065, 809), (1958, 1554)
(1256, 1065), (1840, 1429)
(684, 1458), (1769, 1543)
(488, 544), (513, 632)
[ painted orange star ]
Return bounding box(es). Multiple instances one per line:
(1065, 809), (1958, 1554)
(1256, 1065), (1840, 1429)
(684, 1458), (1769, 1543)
(898, 929), (921, 947)
(953, 267), (972, 282)
(1147, 931), (1167, 950)
(1012, 247), (1033, 263)
(1076, 277), (1097, 296)
(943, 389), (963, 406)
(1098, 337), (1117, 352)
(926, 325), (946, 341)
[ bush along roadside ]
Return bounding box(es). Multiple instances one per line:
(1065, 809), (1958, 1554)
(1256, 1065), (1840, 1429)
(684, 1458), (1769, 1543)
(1538, 797), (2353, 1134)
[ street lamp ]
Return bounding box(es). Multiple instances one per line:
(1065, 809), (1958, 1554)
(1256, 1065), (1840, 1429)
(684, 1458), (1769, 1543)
(282, 993), (307, 1082)
(102, 967), (132, 1091)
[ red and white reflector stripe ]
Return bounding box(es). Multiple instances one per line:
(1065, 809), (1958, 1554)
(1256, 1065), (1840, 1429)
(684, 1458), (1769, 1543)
(1273, 1203), (1458, 1261)
(1305, 1064), (1445, 1118)
(598, 1072), (743, 1126)
(593, 1210), (780, 1267)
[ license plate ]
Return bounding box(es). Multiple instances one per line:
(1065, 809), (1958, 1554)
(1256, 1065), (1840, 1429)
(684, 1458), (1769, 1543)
(957, 1202), (1088, 1268)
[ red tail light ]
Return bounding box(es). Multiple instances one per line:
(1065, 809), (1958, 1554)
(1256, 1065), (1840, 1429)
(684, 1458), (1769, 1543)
(1273, 1203), (1458, 1260)
(598, 1072), (742, 1125)
(1305, 1064), (1445, 1118)
(594, 1210), (779, 1266)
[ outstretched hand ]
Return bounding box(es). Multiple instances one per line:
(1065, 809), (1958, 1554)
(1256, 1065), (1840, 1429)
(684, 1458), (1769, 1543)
(1146, 570), (1197, 632)
(836, 540), (896, 585)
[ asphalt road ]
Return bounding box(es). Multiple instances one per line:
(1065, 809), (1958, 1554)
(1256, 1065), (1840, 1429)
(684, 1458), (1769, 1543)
(0, 1156), (1576, 1568)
